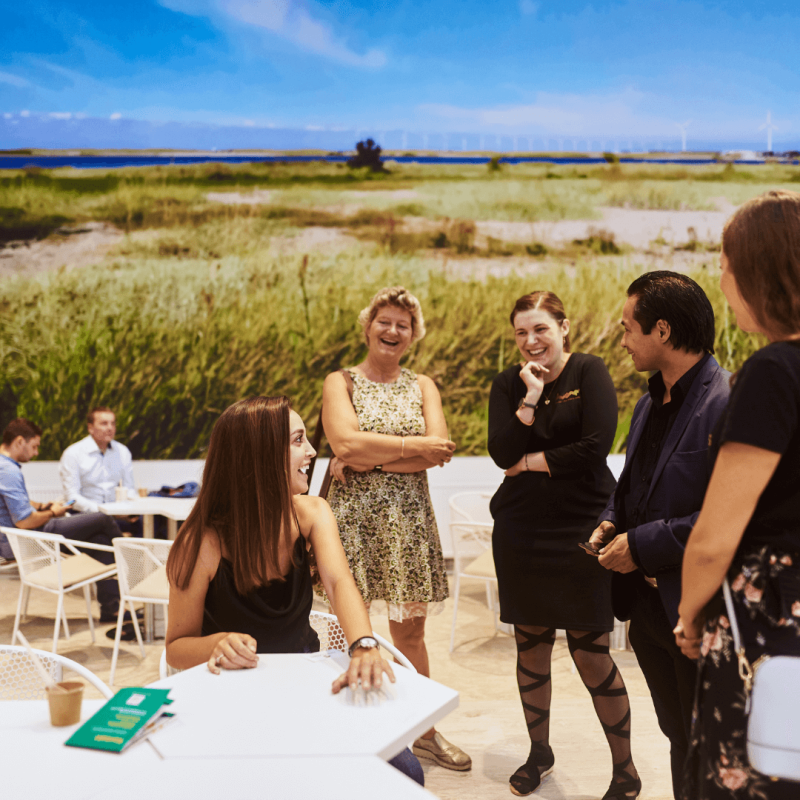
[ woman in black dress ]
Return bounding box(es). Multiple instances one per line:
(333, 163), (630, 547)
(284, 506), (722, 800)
(675, 190), (800, 800)
(489, 291), (640, 798)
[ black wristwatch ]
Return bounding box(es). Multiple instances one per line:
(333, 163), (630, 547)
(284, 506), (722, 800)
(518, 398), (537, 410)
(348, 636), (380, 657)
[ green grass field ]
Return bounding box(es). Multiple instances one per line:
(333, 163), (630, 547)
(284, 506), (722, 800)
(0, 159), (781, 459)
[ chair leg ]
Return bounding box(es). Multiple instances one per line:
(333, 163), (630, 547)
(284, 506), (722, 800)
(60, 597), (70, 640)
(449, 573), (462, 653)
(11, 583), (24, 645)
(21, 584), (31, 622)
(108, 601), (126, 689)
(129, 602), (145, 658)
(83, 585), (96, 643)
(53, 594), (64, 652)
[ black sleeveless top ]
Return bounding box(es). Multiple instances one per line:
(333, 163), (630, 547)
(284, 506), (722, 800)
(202, 536), (320, 654)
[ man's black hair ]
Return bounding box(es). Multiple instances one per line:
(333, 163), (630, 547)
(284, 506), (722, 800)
(626, 270), (715, 354)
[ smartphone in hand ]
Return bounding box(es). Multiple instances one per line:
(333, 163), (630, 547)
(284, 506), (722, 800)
(63, 499), (76, 506)
(578, 541), (601, 556)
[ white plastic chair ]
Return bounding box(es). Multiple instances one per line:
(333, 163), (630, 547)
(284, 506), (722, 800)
(158, 611), (417, 679)
(309, 610), (416, 672)
(0, 644), (113, 699)
(448, 492), (504, 652)
(2, 526), (117, 653)
(108, 538), (172, 688)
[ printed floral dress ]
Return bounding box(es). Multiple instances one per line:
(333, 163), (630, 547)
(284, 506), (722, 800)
(683, 545), (800, 800)
(326, 368), (448, 622)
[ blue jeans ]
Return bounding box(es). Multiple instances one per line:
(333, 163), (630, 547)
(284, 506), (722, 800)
(388, 748), (424, 786)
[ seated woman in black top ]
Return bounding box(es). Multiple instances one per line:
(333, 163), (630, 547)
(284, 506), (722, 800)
(488, 291), (639, 798)
(165, 396), (424, 781)
(676, 190), (800, 800)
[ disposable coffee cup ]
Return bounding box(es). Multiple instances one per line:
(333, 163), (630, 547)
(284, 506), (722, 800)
(46, 681), (84, 727)
(115, 486), (127, 502)
(138, 487), (148, 498)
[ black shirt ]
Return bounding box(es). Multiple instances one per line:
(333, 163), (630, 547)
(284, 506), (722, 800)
(618, 353), (710, 562)
(710, 341), (800, 555)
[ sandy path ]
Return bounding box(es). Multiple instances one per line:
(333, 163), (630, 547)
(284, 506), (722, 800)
(476, 206), (730, 249)
(0, 222), (123, 278)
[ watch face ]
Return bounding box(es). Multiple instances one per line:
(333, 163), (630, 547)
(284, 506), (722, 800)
(350, 636), (379, 655)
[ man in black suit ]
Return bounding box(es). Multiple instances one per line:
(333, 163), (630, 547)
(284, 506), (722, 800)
(589, 271), (730, 799)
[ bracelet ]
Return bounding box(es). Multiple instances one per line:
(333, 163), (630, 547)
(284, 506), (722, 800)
(401, 436), (405, 459)
(524, 453), (529, 471)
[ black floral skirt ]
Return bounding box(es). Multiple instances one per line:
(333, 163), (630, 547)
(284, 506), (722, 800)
(683, 545), (800, 800)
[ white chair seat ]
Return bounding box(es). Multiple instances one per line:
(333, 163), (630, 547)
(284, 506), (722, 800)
(26, 553), (113, 590)
(130, 565), (169, 600)
(463, 548), (496, 579)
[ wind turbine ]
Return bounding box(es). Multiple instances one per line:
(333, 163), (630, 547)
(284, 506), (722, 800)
(675, 120), (691, 152)
(758, 111), (778, 153)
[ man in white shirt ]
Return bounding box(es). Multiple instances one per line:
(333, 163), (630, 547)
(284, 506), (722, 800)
(60, 407), (140, 534)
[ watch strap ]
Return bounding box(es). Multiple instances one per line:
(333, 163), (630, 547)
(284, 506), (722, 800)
(347, 636), (379, 657)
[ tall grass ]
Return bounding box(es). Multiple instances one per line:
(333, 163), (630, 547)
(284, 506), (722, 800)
(0, 246), (763, 460)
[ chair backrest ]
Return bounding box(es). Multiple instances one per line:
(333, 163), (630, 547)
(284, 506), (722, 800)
(112, 537), (172, 599)
(0, 645), (113, 699)
(449, 492), (494, 524)
(309, 610), (416, 673)
(1, 527), (65, 588)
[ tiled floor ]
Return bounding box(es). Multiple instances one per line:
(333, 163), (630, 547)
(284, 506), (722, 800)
(0, 571), (673, 799)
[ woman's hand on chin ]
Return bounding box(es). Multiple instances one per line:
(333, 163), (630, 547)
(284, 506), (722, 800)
(208, 632), (259, 674)
(331, 647), (396, 694)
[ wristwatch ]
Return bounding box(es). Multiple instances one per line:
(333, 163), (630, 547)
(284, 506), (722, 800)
(348, 636), (380, 657)
(518, 398), (537, 410)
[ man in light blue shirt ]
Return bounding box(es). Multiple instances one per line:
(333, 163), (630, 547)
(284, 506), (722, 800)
(60, 407), (141, 536)
(0, 418), (121, 621)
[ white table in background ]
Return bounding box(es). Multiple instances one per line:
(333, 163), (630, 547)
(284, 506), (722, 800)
(148, 651), (459, 762)
(1, 700), (433, 800)
(98, 497), (196, 540)
(98, 498), (195, 642)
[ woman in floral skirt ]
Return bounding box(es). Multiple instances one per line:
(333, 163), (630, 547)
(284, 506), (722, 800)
(675, 190), (800, 799)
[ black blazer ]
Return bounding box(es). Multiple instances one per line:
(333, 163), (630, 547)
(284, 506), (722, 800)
(598, 355), (730, 626)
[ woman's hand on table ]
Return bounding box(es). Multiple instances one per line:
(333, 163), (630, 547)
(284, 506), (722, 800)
(207, 633), (259, 674)
(331, 647), (396, 694)
(330, 456), (372, 484)
(673, 614), (704, 660)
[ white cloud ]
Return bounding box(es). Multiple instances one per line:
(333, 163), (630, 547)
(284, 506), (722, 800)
(158, 0), (385, 68)
(3, 113), (11, 119)
(110, 112), (122, 120)
(0, 70), (30, 88)
(519, 0), (538, 16)
(49, 111), (73, 119)
(20, 109), (30, 117)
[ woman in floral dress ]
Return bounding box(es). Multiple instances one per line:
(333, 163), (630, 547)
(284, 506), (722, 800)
(675, 190), (800, 799)
(322, 286), (471, 771)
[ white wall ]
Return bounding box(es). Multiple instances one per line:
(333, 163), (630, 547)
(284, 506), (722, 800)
(23, 456), (625, 558)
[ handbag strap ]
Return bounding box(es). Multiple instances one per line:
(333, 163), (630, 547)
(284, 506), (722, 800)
(722, 577), (755, 694)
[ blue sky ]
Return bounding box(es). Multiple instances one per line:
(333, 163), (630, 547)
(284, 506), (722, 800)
(2, 1), (799, 149)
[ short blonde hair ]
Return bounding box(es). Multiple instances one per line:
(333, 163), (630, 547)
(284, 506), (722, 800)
(357, 286), (426, 343)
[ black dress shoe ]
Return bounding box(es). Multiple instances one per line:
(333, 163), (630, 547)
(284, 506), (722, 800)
(99, 608), (144, 624)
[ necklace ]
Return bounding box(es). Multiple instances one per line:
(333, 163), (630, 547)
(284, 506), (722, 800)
(540, 360), (567, 405)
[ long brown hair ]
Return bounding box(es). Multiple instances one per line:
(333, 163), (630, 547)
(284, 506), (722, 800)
(167, 396), (299, 595)
(509, 291), (571, 351)
(723, 190), (800, 339)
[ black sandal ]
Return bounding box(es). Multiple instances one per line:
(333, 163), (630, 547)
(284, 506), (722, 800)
(509, 741), (554, 797)
(602, 755), (642, 799)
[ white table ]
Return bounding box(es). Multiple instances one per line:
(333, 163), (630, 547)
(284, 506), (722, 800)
(98, 497), (196, 540)
(1, 650), (454, 800)
(147, 652), (459, 762)
(98, 498), (195, 641)
(1, 700), (432, 800)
